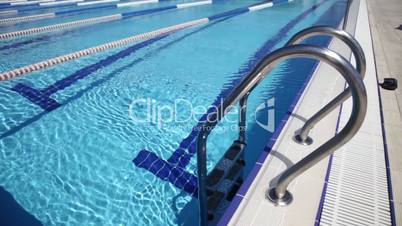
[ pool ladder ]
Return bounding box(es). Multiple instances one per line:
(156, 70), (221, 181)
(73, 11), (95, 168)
(196, 26), (367, 225)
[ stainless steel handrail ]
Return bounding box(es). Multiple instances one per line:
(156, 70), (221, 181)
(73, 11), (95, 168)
(283, 26), (366, 145)
(266, 47), (367, 205)
(196, 45), (367, 224)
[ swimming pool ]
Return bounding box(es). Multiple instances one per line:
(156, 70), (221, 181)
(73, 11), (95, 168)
(0, 0), (348, 225)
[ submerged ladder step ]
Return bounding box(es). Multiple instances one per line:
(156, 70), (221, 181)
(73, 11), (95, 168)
(207, 141), (245, 183)
(207, 169), (225, 187)
(205, 140), (246, 221)
(207, 190), (225, 210)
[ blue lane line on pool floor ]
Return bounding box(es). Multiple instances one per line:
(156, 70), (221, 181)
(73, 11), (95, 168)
(4, 0), (320, 196)
(12, 35), (167, 111)
(7, 1), (270, 112)
(132, 0), (329, 195)
(9, 0), (250, 111)
(1, 14), (232, 139)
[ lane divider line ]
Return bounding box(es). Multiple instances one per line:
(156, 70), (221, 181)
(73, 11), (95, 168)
(0, 0), (111, 8)
(6, 0), (54, 6)
(0, 9), (17, 15)
(39, 0), (84, 6)
(77, 0), (119, 6)
(0, 0), (161, 18)
(0, 18), (209, 81)
(0, 0), (283, 81)
(248, 2), (273, 11)
(0, 0), (60, 8)
(0, 0), (26, 4)
(0, 12), (55, 24)
(176, 0), (210, 9)
(11, 35), (167, 112)
(0, 0), (212, 40)
(0, 14), (122, 39)
(116, 0), (158, 8)
(0, 16), (231, 140)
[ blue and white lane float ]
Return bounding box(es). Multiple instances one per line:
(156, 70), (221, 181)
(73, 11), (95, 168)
(0, 0), (213, 39)
(0, 0), (198, 25)
(0, 0), (89, 8)
(0, 0), (54, 7)
(0, 0), (127, 8)
(0, 1), (277, 81)
(0, 0), (160, 17)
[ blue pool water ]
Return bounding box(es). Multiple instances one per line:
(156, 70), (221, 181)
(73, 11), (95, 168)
(0, 0), (347, 225)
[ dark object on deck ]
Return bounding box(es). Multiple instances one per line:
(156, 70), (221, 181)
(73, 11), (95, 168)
(396, 25), (402, 30)
(379, 78), (398, 90)
(0, 186), (42, 226)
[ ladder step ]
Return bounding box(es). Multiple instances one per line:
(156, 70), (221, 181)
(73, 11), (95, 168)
(207, 169), (225, 187)
(207, 140), (246, 190)
(207, 190), (225, 210)
(206, 140), (247, 221)
(226, 180), (242, 201)
(226, 160), (245, 180)
(224, 143), (243, 160)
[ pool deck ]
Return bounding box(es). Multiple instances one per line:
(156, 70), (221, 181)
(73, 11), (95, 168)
(367, 0), (402, 224)
(222, 0), (400, 225)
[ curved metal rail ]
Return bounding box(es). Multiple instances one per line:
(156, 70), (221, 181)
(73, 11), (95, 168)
(266, 47), (366, 206)
(196, 45), (367, 224)
(282, 26), (366, 145)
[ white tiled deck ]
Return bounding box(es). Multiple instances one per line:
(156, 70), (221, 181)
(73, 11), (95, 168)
(226, 0), (394, 225)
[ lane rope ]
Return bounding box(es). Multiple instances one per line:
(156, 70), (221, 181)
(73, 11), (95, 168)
(0, 0), (212, 40)
(0, 0), (160, 20)
(0, 0), (291, 81)
(0, 0), (116, 8)
(0, 18), (209, 81)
